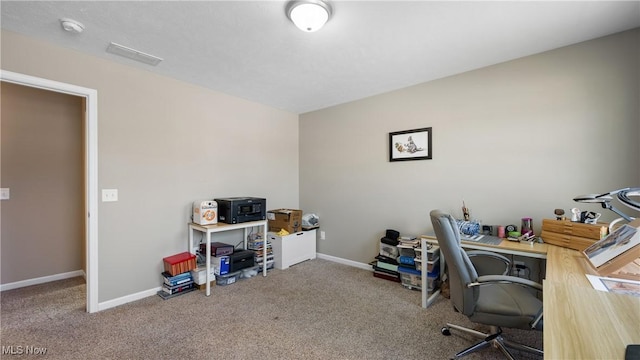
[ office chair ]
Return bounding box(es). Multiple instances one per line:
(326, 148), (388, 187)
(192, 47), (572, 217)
(430, 210), (543, 360)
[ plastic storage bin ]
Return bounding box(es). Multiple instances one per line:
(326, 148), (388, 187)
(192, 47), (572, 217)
(398, 266), (440, 291)
(426, 245), (440, 261)
(240, 265), (259, 279)
(379, 243), (399, 259)
(416, 257), (439, 272)
(216, 271), (240, 286)
(397, 246), (416, 258)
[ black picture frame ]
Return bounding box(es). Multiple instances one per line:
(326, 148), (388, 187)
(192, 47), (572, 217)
(389, 127), (432, 162)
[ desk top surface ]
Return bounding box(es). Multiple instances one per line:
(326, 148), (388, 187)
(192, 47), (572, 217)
(543, 281), (640, 359)
(545, 245), (597, 287)
(421, 234), (548, 257)
(189, 220), (267, 232)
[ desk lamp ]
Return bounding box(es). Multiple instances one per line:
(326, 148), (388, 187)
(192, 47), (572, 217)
(574, 187), (640, 230)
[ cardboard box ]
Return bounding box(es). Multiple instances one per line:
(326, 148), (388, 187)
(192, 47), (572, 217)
(212, 255), (230, 276)
(267, 209), (303, 233)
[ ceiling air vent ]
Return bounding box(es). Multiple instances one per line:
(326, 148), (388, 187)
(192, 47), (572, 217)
(106, 42), (163, 66)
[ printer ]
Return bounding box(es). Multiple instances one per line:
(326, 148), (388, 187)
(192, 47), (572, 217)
(228, 250), (255, 273)
(214, 197), (266, 224)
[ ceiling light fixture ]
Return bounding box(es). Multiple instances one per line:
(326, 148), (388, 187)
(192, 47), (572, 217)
(59, 18), (84, 34)
(286, 0), (332, 33)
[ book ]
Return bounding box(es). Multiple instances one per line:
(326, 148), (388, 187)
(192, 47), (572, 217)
(164, 276), (192, 287)
(156, 287), (196, 300)
(162, 281), (194, 295)
(162, 271), (193, 286)
(162, 271), (191, 279)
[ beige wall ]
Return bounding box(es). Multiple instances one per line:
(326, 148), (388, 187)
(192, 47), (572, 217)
(300, 29), (640, 264)
(1, 82), (84, 283)
(1, 30), (300, 302)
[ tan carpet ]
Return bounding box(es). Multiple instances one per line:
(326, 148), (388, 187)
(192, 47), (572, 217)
(1, 259), (542, 359)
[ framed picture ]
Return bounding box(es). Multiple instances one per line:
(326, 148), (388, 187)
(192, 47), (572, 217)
(389, 127), (432, 162)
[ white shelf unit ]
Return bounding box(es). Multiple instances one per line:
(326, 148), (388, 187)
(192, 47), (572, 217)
(269, 229), (317, 269)
(418, 238), (441, 308)
(188, 220), (268, 296)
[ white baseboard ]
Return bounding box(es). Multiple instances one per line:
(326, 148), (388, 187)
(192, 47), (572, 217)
(316, 253), (372, 271)
(97, 287), (161, 312)
(0, 270), (85, 292)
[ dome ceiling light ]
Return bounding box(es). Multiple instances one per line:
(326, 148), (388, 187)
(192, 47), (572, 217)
(59, 18), (84, 34)
(286, 0), (332, 32)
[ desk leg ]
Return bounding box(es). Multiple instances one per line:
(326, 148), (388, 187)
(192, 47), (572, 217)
(206, 231), (212, 296)
(421, 238), (442, 308)
(421, 238), (427, 308)
(188, 226), (193, 255)
(262, 222), (267, 276)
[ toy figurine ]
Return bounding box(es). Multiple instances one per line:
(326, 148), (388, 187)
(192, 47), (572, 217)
(554, 208), (565, 220)
(462, 201), (470, 221)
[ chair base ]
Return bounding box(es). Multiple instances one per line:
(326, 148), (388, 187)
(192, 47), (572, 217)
(442, 323), (543, 360)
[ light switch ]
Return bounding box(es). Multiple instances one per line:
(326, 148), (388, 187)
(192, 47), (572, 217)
(102, 189), (118, 202)
(0, 188), (9, 200)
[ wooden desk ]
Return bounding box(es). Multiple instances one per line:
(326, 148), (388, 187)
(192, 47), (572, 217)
(545, 245), (596, 287)
(422, 234), (640, 359)
(544, 281), (640, 359)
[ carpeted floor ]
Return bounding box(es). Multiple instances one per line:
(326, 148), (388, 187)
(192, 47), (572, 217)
(0, 259), (542, 359)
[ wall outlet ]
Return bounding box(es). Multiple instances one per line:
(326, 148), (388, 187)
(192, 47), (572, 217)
(320, 231), (326, 240)
(102, 189), (118, 202)
(0, 188), (9, 200)
(512, 261), (527, 276)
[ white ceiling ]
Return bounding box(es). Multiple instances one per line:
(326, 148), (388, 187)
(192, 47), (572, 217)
(2, 1), (639, 114)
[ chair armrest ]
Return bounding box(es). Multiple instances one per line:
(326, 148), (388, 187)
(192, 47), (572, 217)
(470, 274), (543, 292)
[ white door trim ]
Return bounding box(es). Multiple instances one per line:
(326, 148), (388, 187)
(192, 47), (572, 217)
(1, 70), (99, 313)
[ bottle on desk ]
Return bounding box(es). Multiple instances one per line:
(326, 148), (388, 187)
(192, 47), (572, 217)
(521, 217), (533, 236)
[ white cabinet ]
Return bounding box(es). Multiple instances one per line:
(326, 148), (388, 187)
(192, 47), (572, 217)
(269, 229), (317, 269)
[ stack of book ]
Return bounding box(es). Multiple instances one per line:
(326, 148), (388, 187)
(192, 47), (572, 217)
(398, 236), (419, 247)
(397, 236), (418, 270)
(372, 229), (401, 282)
(247, 232), (274, 273)
(157, 271), (196, 300)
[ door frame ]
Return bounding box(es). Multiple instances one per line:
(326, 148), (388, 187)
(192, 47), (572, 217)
(1, 70), (99, 313)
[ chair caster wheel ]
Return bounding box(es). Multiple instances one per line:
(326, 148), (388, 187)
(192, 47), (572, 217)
(441, 327), (451, 336)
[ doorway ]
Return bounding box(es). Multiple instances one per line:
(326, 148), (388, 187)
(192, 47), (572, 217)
(0, 70), (98, 313)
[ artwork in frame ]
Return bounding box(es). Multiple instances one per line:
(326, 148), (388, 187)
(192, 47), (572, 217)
(389, 127), (432, 162)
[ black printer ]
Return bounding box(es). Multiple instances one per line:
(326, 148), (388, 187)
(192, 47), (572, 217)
(229, 250), (255, 273)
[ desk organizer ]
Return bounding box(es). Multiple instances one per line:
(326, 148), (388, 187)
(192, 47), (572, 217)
(541, 219), (607, 251)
